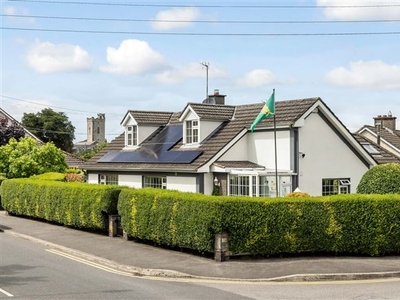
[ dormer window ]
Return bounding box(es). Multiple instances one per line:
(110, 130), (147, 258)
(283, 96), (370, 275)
(186, 120), (199, 144)
(126, 125), (138, 147)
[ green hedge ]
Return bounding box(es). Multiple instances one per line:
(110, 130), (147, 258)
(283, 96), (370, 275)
(0, 175), (7, 209)
(119, 190), (400, 256)
(220, 194), (400, 256)
(118, 188), (223, 253)
(1, 179), (122, 232)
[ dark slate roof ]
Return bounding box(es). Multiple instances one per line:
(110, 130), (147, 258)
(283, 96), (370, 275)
(187, 103), (236, 120)
(126, 110), (173, 125)
(213, 161), (265, 169)
(84, 97), (320, 172)
(360, 125), (400, 151)
(353, 134), (400, 164)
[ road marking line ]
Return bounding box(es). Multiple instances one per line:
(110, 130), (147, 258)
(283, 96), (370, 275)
(45, 249), (400, 286)
(46, 249), (134, 277)
(0, 288), (13, 297)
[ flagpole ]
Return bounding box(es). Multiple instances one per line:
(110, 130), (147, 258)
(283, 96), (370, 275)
(273, 89), (279, 197)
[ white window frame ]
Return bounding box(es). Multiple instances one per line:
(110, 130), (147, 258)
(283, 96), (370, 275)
(185, 120), (199, 144)
(228, 174), (292, 197)
(99, 174), (118, 185)
(143, 176), (167, 189)
(322, 178), (351, 195)
(125, 125), (138, 147)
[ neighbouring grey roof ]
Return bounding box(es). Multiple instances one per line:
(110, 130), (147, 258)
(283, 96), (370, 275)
(126, 110), (173, 125)
(353, 133), (400, 164)
(64, 152), (86, 169)
(84, 97), (320, 172)
(359, 125), (400, 151)
(213, 161), (265, 169)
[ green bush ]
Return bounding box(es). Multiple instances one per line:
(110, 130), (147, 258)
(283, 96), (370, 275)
(30, 172), (66, 181)
(1, 179), (122, 232)
(357, 163), (400, 194)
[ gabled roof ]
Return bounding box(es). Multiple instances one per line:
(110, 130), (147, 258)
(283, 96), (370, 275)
(353, 133), (400, 164)
(357, 125), (400, 153)
(84, 97), (331, 172)
(121, 110), (173, 126)
(182, 103), (236, 121)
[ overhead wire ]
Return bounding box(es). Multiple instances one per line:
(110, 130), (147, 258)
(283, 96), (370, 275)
(7, 0), (400, 9)
(2, 27), (400, 36)
(3, 13), (400, 24)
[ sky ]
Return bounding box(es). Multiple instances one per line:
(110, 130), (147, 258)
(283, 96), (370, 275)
(1, 0), (400, 143)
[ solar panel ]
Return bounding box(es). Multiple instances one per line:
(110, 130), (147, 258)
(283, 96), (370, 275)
(98, 125), (202, 164)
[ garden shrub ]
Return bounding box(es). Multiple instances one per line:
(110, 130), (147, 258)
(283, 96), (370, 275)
(357, 163), (400, 194)
(30, 172), (66, 181)
(1, 179), (122, 232)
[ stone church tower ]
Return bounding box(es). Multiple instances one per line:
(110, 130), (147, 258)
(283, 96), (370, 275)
(87, 113), (106, 144)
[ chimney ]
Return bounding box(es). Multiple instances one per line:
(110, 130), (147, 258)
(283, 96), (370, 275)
(373, 112), (397, 131)
(208, 89), (226, 105)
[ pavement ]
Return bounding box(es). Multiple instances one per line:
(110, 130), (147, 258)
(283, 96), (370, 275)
(1, 210), (400, 282)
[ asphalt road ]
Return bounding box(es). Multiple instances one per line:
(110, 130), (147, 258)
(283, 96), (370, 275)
(1, 233), (400, 300)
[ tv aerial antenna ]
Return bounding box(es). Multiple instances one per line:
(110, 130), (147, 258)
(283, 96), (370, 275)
(200, 62), (209, 98)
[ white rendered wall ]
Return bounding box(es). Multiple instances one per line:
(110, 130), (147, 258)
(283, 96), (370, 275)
(119, 174), (142, 188)
(247, 130), (292, 170)
(203, 172), (214, 195)
(298, 112), (369, 195)
(138, 126), (158, 145)
(200, 120), (222, 142)
(219, 135), (248, 161)
(167, 176), (197, 193)
(87, 173), (98, 184)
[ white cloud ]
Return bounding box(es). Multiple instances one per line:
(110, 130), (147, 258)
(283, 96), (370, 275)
(4, 5), (35, 23)
(325, 60), (400, 89)
(236, 69), (278, 88)
(155, 62), (226, 84)
(26, 41), (93, 73)
(317, 0), (400, 20)
(100, 39), (165, 75)
(151, 7), (201, 30)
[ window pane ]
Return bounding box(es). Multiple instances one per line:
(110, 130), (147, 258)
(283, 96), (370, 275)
(229, 175), (250, 196)
(143, 176), (167, 189)
(132, 125), (138, 146)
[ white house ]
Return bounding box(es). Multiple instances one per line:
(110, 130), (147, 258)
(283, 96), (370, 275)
(84, 93), (377, 196)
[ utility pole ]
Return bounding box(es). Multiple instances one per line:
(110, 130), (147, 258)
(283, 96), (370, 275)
(200, 62), (209, 98)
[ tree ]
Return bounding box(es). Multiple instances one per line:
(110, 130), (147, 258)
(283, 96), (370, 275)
(76, 141), (108, 160)
(22, 108), (75, 152)
(0, 116), (25, 146)
(0, 137), (67, 178)
(357, 163), (400, 194)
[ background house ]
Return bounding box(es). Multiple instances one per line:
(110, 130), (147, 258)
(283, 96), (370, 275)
(0, 107), (84, 169)
(84, 93), (376, 196)
(355, 112), (400, 163)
